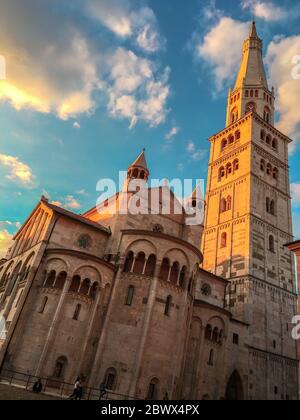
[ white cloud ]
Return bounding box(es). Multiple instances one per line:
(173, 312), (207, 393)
(0, 154), (35, 187)
(291, 183), (300, 207)
(186, 141), (207, 161)
(165, 126), (180, 141)
(107, 48), (170, 128)
(266, 35), (300, 149)
(64, 195), (81, 210)
(51, 195), (81, 211)
(0, 2), (170, 129)
(0, 0), (102, 120)
(88, 0), (165, 53)
(0, 230), (13, 259)
(241, 0), (288, 22)
(197, 17), (249, 91)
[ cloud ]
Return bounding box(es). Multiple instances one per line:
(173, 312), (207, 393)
(186, 141), (208, 161)
(0, 154), (35, 187)
(241, 0), (288, 22)
(0, 230), (13, 259)
(0, 1), (170, 129)
(107, 48), (170, 128)
(197, 17), (249, 91)
(0, 0), (101, 120)
(51, 195), (81, 211)
(291, 183), (300, 207)
(266, 35), (300, 149)
(88, 0), (165, 53)
(165, 126), (180, 141)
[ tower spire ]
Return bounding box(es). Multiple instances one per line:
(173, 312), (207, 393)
(127, 150), (149, 181)
(234, 21), (268, 90)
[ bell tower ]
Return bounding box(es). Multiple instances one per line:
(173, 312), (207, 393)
(202, 22), (299, 399)
(226, 22), (275, 127)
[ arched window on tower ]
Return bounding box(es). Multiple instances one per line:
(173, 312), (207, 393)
(273, 167), (279, 180)
(228, 134), (234, 145)
(220, 198), (227, 213)
(264, 106), (271, 123)
(219, 167), (225, 182)
(221, 232), (227, 248)
(235, 131), (241, 141)
(212, 327), (219, 342)
(255, 90), (259, 98)
(261, 130), (266, 141)
(226, 163), (232, 177)
(266, 135), (271, 145)
(233, 159), (239, 172)
(260, 159), (266, 172)
(226, 196), (232, 211)
(269, 235), (275, 253)
(270, 200), (275, 216)
(266, 163), (272, 176)
(221, 139), (227, 151)
(272, 138), (278, 150)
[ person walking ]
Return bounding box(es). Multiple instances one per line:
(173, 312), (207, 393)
(69, 377), (81, 400)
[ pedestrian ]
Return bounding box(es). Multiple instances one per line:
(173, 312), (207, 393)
(163, 392), (169, 400)
(69, 377), (81, 400)
(32, 378), (43, 394)
(75, 379), (83, 400)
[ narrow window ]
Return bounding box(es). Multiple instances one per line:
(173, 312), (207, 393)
(73, 304), (81, 321)
(269, 235), (275, 253)
(39, 296), (48, 314)
(221, 232), (227, 248)
(260, 159), (265, 172)
(205, 325), (212, 340)
(208, 349), (214, 366)
(104, 368), (117, 391)
(165, 295), (172, 316)
(126, 286), (135, 306)
(233, 333), (239, 345)
(123, 251), (134, 273)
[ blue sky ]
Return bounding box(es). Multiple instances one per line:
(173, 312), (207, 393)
(1, 0), (300, 255)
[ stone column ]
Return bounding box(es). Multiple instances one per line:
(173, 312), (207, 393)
(77, 288), (104, 376)
(128, 262), (161, 397)
(88, 269), (121, 387)
(35, 275), (72, 377)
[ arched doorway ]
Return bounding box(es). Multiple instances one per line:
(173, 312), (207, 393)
(225, 370), (244, 400)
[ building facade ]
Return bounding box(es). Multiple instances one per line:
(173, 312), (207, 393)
(0, 22), (298, 400)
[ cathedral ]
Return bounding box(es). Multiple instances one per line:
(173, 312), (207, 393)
(0, 22), (298, 400)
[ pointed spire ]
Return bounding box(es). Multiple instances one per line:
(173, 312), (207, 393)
(249, 21), (258, 38)
(234, 21), (268, 90)
(127, 149), (149, 181)
(131, 149), (148, 171)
